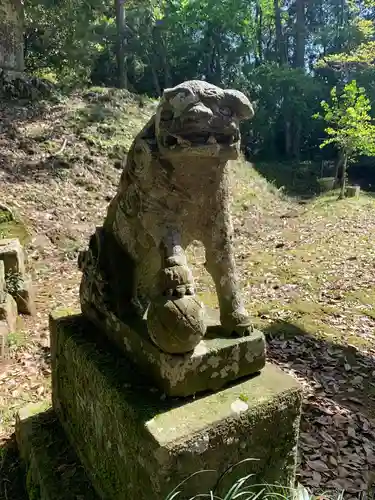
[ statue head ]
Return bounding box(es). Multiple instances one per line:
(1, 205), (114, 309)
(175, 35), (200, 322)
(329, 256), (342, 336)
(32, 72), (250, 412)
(155, 80), (254, 160)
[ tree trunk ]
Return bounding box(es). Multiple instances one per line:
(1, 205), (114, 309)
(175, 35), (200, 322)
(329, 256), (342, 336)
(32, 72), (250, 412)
(115, 0), (127, 89)
(285, 120), (292, 156)
(334, 150), (344, 187)
(339, 153), (348, 199)
(150, 60), (161, 96)
(153, 24), (171, 89)
(294, 0), (305, 68)
(292, 120), (301, 160)
(255, 1), (263, 65)
(274, 0), (286, 65)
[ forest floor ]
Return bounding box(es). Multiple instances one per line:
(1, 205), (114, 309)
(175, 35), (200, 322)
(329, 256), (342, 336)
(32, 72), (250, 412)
(1, 88), (375, 499)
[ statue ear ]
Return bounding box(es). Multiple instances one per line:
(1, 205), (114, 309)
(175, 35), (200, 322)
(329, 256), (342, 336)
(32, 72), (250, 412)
(224, 89), (254, 120)
(162, 87), (175, 99)
(162, 88), (199, 117)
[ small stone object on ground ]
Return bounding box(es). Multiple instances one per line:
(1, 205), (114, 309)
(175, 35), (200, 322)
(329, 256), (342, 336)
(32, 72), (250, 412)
(346, 185), (361, 198)
(14, 274), (36, 315)
(0, 237), (36, 318)
(0, 238), (25, 274)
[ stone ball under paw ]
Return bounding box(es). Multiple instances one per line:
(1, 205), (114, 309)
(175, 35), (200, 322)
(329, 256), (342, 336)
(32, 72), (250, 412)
(147, 296), (207, 354)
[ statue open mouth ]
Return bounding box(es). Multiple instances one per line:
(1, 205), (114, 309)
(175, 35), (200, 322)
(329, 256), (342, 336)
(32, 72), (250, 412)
(162, 129), (240, 148)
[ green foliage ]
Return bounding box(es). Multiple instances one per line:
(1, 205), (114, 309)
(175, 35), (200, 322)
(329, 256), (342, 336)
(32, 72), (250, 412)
(25, 0), (113, 87)
(18, 0), (375, 165)
(5, 270), (24, 296)
(314, 80), (375, 162)
(317, 41), (375, 70)
(241, 64), (326, 158)
(6, 330), (27, 350)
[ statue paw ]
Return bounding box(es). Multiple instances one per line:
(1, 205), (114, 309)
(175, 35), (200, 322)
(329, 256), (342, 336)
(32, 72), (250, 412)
(221, 310), (253, 337)
(159, 265), (195, 298)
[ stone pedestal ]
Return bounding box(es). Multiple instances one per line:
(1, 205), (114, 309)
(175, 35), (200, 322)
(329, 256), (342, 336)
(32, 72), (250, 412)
(81, 304), (266, 397)
(43, 310), (302, 500)
(16, 403), (100, 500)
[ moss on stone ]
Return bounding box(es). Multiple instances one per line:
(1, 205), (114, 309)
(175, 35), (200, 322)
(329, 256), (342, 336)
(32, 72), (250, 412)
(75, 304), (265, 397)
(49, 310), (302, 500)
(16, 404), (100, 500)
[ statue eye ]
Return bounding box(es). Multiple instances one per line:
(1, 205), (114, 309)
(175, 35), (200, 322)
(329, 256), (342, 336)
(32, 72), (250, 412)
(161, 109), (174, 121)
(219, 107), (232, 117)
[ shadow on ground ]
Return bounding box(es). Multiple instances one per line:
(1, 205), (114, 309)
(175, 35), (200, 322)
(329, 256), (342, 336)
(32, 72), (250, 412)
(0, 435), (27, 500)
(265, 320), (375, 418)
(252, 161), (321, 198)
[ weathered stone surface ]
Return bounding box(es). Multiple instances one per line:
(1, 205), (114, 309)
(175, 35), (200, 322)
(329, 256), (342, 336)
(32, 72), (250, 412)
(0, 292), (17, 333)
(346, 185), (361, 198)
(147, 295), (207, 354)
(0, 293), (17, 358)
(75, 306), (265, 397)
(0, 0), (24, 72)
(0, 321), (8, 358)
(79, 80), (261, 362)
(0, 261), (6, 303)
(50, 310), (302, 500)
(15, 403), (100, 500)
(14, 274), (36, 315)
(0, 238), (25, 275)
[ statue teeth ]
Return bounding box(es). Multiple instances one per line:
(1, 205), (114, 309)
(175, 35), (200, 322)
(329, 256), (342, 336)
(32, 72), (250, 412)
(207, 135), (217, 144)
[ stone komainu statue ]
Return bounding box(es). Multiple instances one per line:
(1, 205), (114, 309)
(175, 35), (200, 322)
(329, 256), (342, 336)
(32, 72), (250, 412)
(79, 80), (255, 354)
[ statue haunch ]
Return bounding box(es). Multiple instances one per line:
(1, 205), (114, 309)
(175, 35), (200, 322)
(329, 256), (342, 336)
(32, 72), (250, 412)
(79, 80), (254, 353)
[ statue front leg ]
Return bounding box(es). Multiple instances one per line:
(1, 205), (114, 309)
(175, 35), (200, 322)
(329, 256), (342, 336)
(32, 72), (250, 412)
(158, 228), (195, 297)
(203, 212), (252, 336)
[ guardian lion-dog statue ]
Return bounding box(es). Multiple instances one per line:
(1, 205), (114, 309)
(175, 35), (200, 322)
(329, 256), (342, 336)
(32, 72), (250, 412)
(79, 80), (255, 354)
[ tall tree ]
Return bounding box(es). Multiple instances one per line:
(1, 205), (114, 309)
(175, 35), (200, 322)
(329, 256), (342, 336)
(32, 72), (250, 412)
(294, 0), (305, 68)
(115, 0), (127, 88)
(274, 0), (287, 64)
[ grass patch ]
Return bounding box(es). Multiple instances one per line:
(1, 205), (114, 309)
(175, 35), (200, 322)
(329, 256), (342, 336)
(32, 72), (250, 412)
(66, 87), (155, 158)
(6, 330), (27, 351)
(0, 210), (30, 245)
(165, 460), (344, 500)
(231, 159), (287, 213)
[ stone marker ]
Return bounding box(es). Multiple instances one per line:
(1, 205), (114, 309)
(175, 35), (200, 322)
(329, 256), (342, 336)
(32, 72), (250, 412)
(0, 238), (25, 275)
(16, 81), (302, 499)
(346, 185), (361, 198)
(0, 238), (36, 317)
(0, 258), (18, 357)
(0, 292), (17, 332)
(14, 274), (36, 315)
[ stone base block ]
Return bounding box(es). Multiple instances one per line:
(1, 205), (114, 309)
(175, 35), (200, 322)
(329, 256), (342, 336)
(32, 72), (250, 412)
(15, 402), (100, 500)
(14, 274), (36, 315)
(50, 310), (302, 500)
(0, 261), (6, 303)
(80, 304), (266, 397)
(0, 292), (17, 330)
(0, 238), (25, 274)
